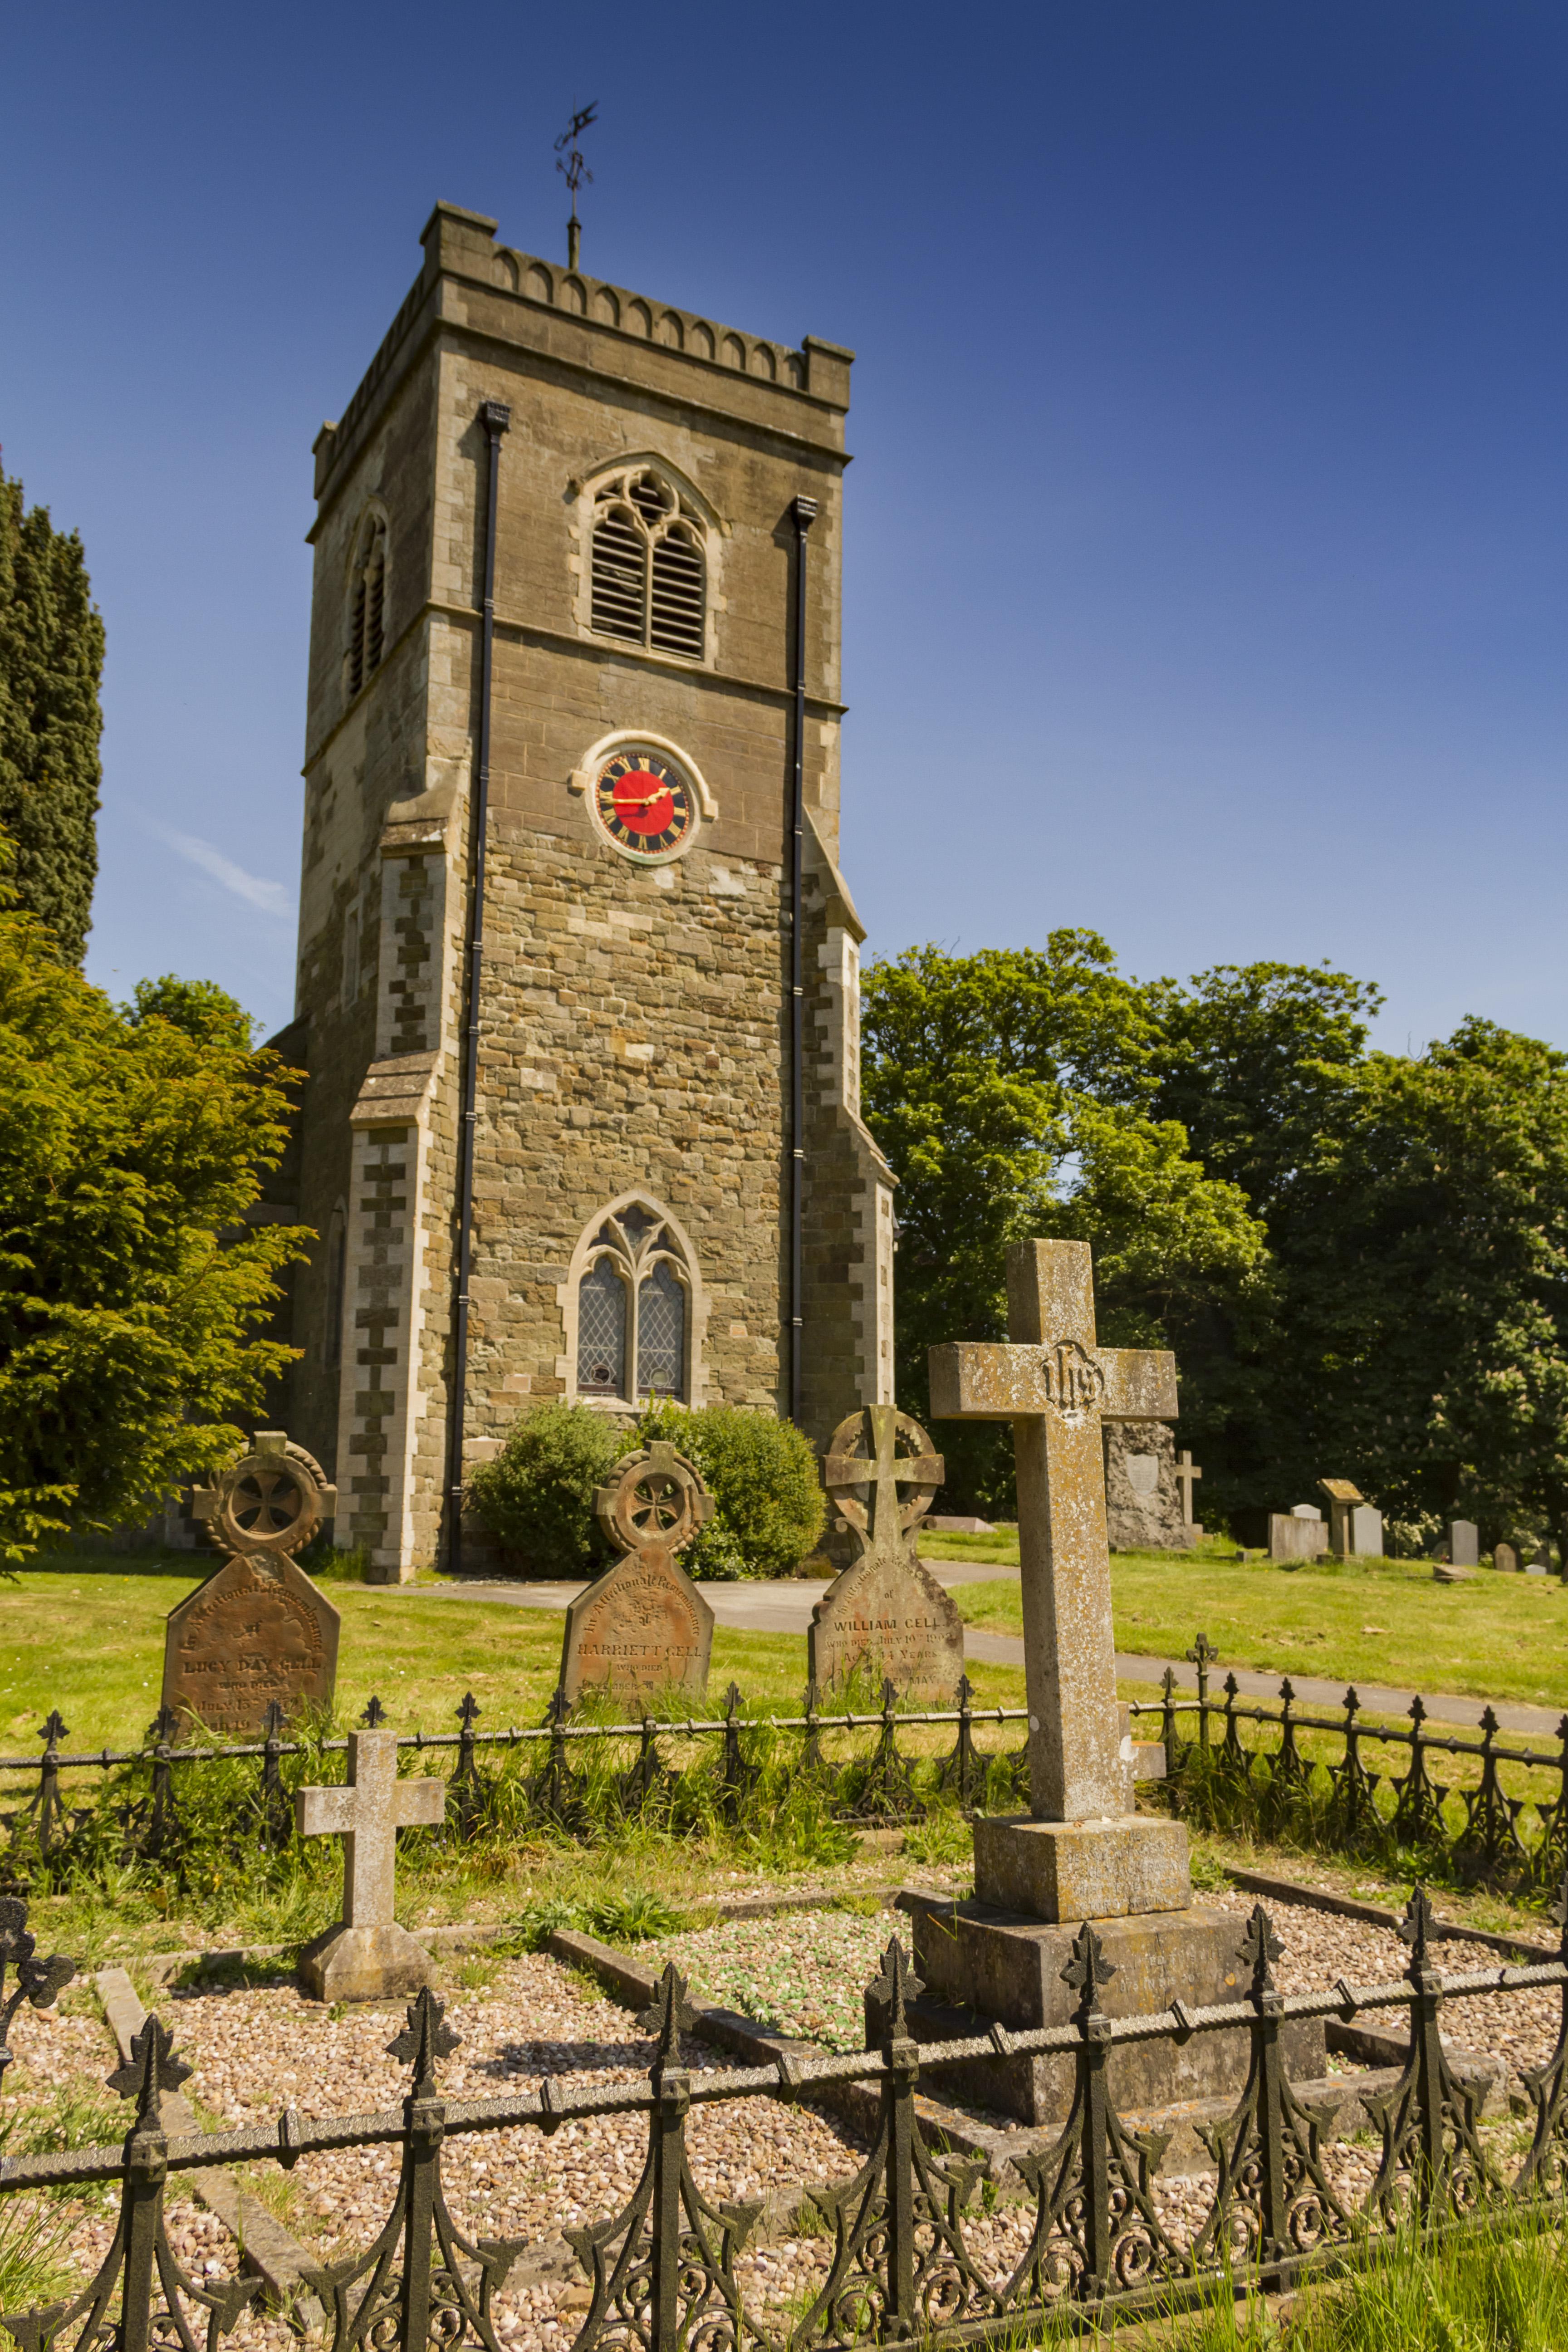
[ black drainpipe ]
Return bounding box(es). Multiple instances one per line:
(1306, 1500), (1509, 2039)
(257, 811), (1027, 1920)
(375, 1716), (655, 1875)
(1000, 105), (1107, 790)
(446, 397), (511, 1573)
(788, 493), (818, 1428)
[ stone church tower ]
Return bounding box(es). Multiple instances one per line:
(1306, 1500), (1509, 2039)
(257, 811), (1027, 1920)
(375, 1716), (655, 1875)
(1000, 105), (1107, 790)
(273, 203), (894, 1581)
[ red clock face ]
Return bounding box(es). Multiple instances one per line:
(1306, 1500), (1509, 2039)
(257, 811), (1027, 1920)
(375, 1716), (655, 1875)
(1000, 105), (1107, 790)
(592, 748), (698, 862)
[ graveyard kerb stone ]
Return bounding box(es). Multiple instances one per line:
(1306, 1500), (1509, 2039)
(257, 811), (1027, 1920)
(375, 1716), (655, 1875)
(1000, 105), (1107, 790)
(807, 1403), (965, 1695)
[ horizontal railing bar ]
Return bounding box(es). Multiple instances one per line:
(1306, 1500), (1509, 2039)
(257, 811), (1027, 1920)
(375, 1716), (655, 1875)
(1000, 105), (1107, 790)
(0, 1706), (1036, 1774)
(5, 1955), (1560, 2195)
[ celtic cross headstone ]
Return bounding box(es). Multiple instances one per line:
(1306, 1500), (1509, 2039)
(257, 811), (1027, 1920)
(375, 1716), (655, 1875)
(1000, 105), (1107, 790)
(559, 1442), (716, 1703)
(808, 1404), (963, 1695)
(162, 1431), (341, 1735)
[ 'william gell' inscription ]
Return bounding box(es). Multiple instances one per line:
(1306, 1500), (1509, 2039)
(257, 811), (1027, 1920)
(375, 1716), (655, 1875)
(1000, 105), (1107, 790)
(162, 1553), (341, 1735)
(808, 1405), (964, 1696)
(559, 1444), (716, 1704)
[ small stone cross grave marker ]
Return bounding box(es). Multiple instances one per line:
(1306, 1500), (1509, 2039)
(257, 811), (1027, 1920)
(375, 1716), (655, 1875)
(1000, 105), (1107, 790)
(296, 1729), (445, 2000)
(1174, 1449), (1202, 1526)
(559, 1443), (716, 1704)
(808, 1404), (962, 1695)
(929, 1240), (1189, 1922)
(162, 1431), (340, 1736)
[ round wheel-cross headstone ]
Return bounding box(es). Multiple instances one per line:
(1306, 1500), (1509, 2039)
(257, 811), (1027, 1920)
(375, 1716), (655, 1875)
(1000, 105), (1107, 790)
(561, 1443), (715, 1705)
(594, 1442), (712, 1558)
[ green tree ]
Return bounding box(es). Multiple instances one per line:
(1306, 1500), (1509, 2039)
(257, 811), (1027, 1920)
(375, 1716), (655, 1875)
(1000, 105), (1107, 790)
(861, 937), (1267, 1515)
(0, 879), (309, 1560)
(0, 470), (103, 961)
(1276, 1020), (1568, 1556)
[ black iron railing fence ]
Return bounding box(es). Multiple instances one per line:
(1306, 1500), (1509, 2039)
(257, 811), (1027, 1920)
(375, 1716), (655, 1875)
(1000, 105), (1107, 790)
(4, 1637), (1567, 1889)
(1, 1884), (1567, 2352)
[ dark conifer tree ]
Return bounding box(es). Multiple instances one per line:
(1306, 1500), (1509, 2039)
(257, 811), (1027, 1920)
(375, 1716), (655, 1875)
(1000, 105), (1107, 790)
(0, 466), (104, 961)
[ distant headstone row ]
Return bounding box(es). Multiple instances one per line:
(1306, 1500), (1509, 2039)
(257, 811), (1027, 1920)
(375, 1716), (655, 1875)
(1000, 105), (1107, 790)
(1267, 1478), (1383, 1564)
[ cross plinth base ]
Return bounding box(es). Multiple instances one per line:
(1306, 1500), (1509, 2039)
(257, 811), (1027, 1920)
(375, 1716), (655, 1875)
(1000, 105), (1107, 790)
(974, 1812), (1191, 1923)
(905, 1892), (1326, 2129)
(298, 1921), (436, 2003)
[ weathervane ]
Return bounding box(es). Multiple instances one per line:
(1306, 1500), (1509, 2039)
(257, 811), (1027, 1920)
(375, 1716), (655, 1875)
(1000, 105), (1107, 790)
(555, 102), (598, 271)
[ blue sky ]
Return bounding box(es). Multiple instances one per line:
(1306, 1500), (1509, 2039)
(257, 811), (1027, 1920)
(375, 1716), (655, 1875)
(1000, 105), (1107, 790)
(3, 0), (1565, 1055)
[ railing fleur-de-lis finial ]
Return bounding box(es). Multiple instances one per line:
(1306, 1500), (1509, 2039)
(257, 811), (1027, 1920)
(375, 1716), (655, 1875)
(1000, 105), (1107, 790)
(724, 1682), (743, 1720)
(1061, 1919), (1115, 2027)
(1399, 1883), (1437, 1975)
(1343, 1685), (1361, 1720)
(361, 1695), (387, 1728)
(457, 1691), (481, 1730)
(545, 1684), (571, 1728)
(867, 1937), (923, 2041)
(955, 1671), (974, 1709)
(1186, 1631), (1217, 1671)
(637, 1961), (695, 2066)
(1238, 1902), (1283, 2003)
(0, 1895), (76, 2086)
(146, 1704), (179, 1747)
(262, 1698), (286, 1741)
(387, 1986), (461, 2096)
(39, 1709), (68, 1748)
(107, 2014), (191, 2130)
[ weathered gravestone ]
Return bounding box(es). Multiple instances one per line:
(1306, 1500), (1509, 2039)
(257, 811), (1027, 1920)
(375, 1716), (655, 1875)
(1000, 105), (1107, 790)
(1351, 1504), (1384, 1558)
(162, 1433), (340, 1735)
(1318, 1478), (1363, 1558)
(1102, 1421), (1192, 1551)
(1528, 1543), (1553, 1577)
(808, 1406), (962, 1694)
(906, 1240), (1323, 2129)
(1494, 1542), (1519, 1574)
(296, 1729), (445, 2000)
(1269, 1507), (1325, 1565)
(1446, 1519), (1480, 1568)
(1174, 1447), (1203, 1534)
(559, 1443), (716, 1704)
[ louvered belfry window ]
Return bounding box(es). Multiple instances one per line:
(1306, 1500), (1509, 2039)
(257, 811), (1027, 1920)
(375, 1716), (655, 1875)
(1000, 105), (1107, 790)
(589, 469), (706, 659)
(347, 516), (388, 699)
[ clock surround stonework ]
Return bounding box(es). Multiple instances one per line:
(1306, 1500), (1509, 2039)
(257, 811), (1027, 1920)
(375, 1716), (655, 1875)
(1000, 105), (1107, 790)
(255, 206), (894, 1578)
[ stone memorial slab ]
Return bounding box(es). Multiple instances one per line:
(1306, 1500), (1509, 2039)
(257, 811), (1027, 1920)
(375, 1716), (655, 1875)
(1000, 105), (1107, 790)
(163, 1433), (340, 1735)
(559, 1444), (715, 1704)
(1447, 1519), (1480, 1568)
(1350, 1504), (1384, 1558)
(921, 1240), (1325, 2127)
(808, 1406), (961, 1695)
(1493, 1542), (1519, 1574)
(1317, 1478), (1364, 1559)
(1269, 1514), (1326, 1564)
(1103, 1421), (1192, 1551)
(297, 1729), (444, 1999)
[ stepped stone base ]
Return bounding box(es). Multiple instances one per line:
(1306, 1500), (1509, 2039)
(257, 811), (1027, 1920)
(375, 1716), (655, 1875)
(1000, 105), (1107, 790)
(298, 1921), (436, 2002)
(974, 1812), (1191, 1922)
(905, 1892), (1326, 2129)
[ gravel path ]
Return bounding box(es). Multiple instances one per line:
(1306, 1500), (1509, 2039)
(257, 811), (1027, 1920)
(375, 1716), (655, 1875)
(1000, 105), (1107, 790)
(1, 1886), (1561, 2352)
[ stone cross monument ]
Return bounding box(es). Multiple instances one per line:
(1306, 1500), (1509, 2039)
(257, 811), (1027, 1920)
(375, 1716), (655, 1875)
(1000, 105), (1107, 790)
(913, 1240), (1324, 2128)
(296, 1729), (446, 2000)
(1174, 1448), (1202, 1527)
(559, 1443), (716, 1703)
(808, 1405), (963, 1694)
(162, 1433), (341, 1735)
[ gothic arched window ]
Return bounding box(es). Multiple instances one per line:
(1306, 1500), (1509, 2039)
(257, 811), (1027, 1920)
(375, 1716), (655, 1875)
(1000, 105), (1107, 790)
(570, 1200), (694, 1405)
(588, 467), (706, 660)
(346, 512), (388, 699)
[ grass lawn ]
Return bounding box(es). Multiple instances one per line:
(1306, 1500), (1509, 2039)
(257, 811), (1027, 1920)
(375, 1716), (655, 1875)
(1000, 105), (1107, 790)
(948, 1548), (1568, 1709)
(0, 1557), (1027, 1759)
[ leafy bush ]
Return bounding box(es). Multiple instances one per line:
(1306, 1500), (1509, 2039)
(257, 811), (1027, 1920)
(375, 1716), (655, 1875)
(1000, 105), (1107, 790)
(637, 1401), (825, 1578)
(468, 1398), (826, 1580)
(466, 1401), (633, 1574)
